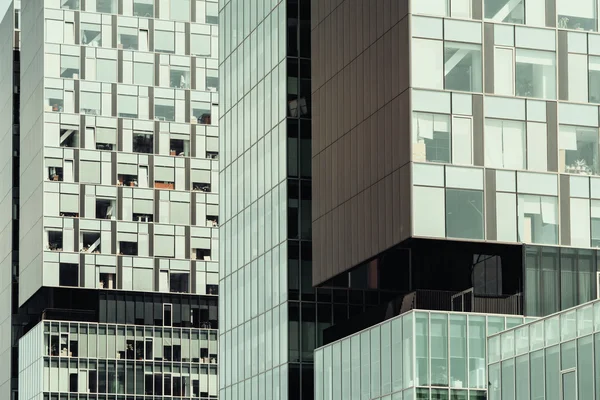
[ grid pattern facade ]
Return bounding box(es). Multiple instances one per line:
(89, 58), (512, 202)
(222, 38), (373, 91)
(17, 0), (219, 399)
(217, 0), (289, 397)
(311, 0), (600, 287)
(487, 298), (600, 400)
(19, 320), (218, 400)
(19, 0), (219, 307)
(315, 310), (534, 400)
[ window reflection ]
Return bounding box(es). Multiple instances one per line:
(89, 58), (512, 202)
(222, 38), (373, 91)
(557, 0), (597, 31)
(444, 42), (482, 93)
(558, 124), (599, 175)
(485, 0), (524, 24)
(133, 0), (154, 17)
(412, 112), (451, 164)
(515, 49), (556, 99)
(60, 55), (79, 79)
(517, 195), (558, 245)
(82, 23), (102, 47)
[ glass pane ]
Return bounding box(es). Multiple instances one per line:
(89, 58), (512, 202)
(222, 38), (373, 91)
(530, 350), (544, 400)
(444, 42), (482, 92)
(485, 0), (524, 23)
(578, 336), (594, 400)
(557, 0), (597, 31)
(502, 359), (515, 400)
(403, 314), (414, 389)
(445, 189), (484, 239)
(412, 112), (451, 163)
(392, 319), (403, 391)
(559, 125), (599, 175)
(561, 340), (576, 370)
(449, 315), (467, 389)
(518, 195), (559, 245)
(562, 372), (577, 400)
(412, 38), (444, 90)
(488, 363), (500, 400)
(431, 314), (448, 387)
(415, 313), (429, 386)
(515, 49), (556, 99)
(515, 355), (530, 400)
(545, 346), (559, 400)
(467, 315), (486, 389)
(485, 119), (526, 169)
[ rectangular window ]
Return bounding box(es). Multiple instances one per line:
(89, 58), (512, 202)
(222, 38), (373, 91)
(118, 27), (139, 50)
(444, 42), (482, 93)
(171, 0), (190, 21)
(494, 47), (515, 96)
(558, 125), (599, 175)
(134, 0), (154, 17)
(557, 0), (597, 31)
(485, 119), (526, 170)
(61, 55), (79, 79)
(191, 33), (211, 56)
(118, 95), (138, 119)
(446, 189), (484, 239)
(517, 194), (558, 245)
(80, 91), (101, 115)
(82, 23), (102, 46)
(96, 59), (117, 82)
(412, 112), (451, 163)
(155, 30), (175, 53)
(515, 49), (556, 99)
(134, 62), (154, 86)
(412, 38), (444, 90)
(589, 56), (600, 103)
(485, 0), (524, 24)
(527, 122), (547, 171)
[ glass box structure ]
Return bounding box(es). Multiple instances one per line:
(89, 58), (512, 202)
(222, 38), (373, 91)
(488, 298), (600, 400)
(314, 310), (535, 400)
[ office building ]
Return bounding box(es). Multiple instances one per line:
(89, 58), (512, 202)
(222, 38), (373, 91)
(217, 0), (398, 399)
(2, 0), (221, 399)
(487, 298), (600, 400)
(310, 0), (600, 399)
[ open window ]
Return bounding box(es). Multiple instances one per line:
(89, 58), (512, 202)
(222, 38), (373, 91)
(133, 213), (153, 222)
(192, 101), (211, 124)
(155, 181), (174, 190)
(206, 151), (218, 160)
(80, 231), (101, 253)
(207, 215), (218, 227)
(163, 304), (172, 327)
(206, 284), (218, 295)
(133, 131), (153, 153)
(59, 263), (78, 287)
(99, 272), (115, 289)
(118, 173), (138, 187)
(170, 273), (189, 293)
(47, 230), (63, 251)
(59, 127), (79, 147)
(118, 241), (138, 256)
(192, 248), (211, 261)
(48, 166), (64, 181)
(169, 138), (189, 156)
(96, 198), (116, 220)
(96, 127), (116, 151)
(192, 182), (211, 192)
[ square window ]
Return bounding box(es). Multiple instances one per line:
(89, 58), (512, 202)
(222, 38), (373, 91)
(445, 189), (484, 240)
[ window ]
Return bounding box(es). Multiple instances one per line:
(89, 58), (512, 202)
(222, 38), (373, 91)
(191, 34), (211, 56)
(46, 19), (64, 43)
(589, 56), (600, 103)
(119, 241), (138, 256)
(444, 42), (482, 92)
(452, 116), (473, 165)
(59, 127), (79, 147)
(412, 112), (451, 163)
(96, 198), (116, 219)
(446, 189), (484, 239)
(118, 94), (139, 119)
(134, 62), (154, 86)
(81, 23), (102, 47)
(155, 98), (175, 121)
(485, 119), (526, 169)
(171, 0), (190, 21)
(133, 131), (153, 153)
(118, 27), (139, 50)
(47, 230), (63, 251)
(96, 127), (116, 150)
(96, 59), (117, 82)
(46, 89), (64, 112)
(170, 273), (189, 293)
(411, 0), (448, 17)
(559, 125), (599, 175)
(557, 0), (597, 31)
(134, 0), (154, 17)
(569, 53), (589, 102)
(170, 66), (190, 89)
(515, 49), (556, 99)
(61, 55), (79, 78)
(517, 194), (558, 244)
(59, 263), (79, 287)
(61, 0), (80, 9)
(87, 0), (116, 13)
(155, 30), (175, 53)
(206, 69), (218, 90)
(205, 2), (219, 24)
(80, 91), (101, 115)
(192, 101), (211, 124)
(485, 0), (524, 24)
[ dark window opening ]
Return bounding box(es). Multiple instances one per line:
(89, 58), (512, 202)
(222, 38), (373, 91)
(206, 151), (218, 160)
(169, 138), (188, 156)
(193, 248), (211, 261)
(164, 304), (172, 326)
(48, 166), (63, 181)
(48, 230), (63, 251)
(96, 198), (115, 220)
(207, 215), (218, 227)
(59, 263), (78, 287)
(133, 132), (153, 154)
(133, 212), (153, 222)
(80, 231), (101, 253)
(118, 174), (138, 187)
(119, 241), (138, 256)
(170, 273), (189, 293)
(206, 284), (218, 295)
(192, 182), (211, 192)
(99, 272), (116, 289)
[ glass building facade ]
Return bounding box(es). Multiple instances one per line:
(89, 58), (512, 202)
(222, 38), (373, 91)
(12, 0), (219, 399)
(314, 310), (535, 400)
(487, 298), (600, 400)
